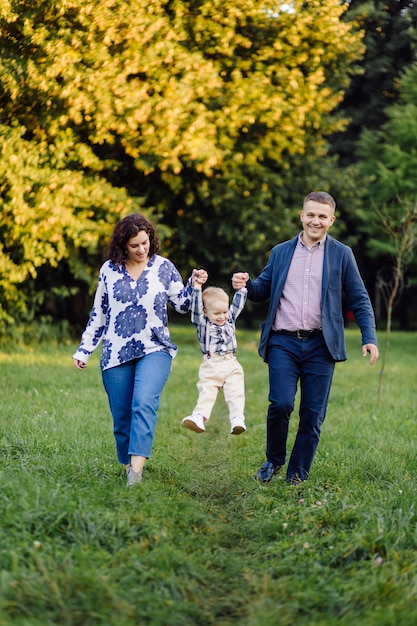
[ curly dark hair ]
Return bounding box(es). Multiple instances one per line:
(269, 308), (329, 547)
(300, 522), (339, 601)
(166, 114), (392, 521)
(107, 214), (160, 264)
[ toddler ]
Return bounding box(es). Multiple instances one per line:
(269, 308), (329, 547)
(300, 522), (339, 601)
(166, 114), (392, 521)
(182, 278), (247, 435)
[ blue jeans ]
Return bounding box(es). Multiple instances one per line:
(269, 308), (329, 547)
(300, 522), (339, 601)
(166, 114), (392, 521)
(102, 351), (172, 465)
(266, 333), (335, 482)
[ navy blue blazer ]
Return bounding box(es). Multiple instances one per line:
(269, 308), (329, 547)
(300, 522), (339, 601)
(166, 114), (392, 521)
(246, 235), (378, 363)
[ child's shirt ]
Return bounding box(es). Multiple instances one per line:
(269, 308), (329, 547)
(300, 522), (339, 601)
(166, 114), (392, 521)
(191, 287), (247, 357)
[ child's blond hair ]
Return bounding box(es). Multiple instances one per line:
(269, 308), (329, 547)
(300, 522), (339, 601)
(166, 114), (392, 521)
(202, 287), (229, 310)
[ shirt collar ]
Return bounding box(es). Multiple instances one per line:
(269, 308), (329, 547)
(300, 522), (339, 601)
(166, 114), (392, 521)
(298, 232), (327, 249)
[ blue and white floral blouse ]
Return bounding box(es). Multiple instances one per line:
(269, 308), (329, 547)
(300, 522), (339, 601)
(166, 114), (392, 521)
(73, 255), (193, 370)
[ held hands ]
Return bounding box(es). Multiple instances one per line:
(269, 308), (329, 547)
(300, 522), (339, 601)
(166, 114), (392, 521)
(362, 344), (379, 366)
(192, 269), (208, 288)
(232, 272), (249, 290)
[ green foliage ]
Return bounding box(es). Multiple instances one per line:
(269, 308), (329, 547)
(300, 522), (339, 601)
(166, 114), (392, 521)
(356, 62), (417, 260)
(0, 328), (417, 624)
(353, 62), (417, 383)
(0, 0), (364, 329)
(334, 0), (417, 166)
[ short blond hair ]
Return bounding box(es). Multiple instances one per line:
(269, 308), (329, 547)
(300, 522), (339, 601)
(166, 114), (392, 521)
(202, 287), (229, 310)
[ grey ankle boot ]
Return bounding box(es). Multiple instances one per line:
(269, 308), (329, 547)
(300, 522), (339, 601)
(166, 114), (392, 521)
(126, 466), (143, 487)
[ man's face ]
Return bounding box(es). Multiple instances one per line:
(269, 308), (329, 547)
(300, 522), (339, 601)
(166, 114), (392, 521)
(300, 200), (336, 246)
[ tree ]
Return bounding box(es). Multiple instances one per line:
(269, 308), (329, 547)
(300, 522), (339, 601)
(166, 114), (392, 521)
(372, 202), (417, 397)
(356, 61), (417, 390)
(141, 0), (365, 279)
(0, 123), (144, 329)
(0, 0), (365, 328)
(332, 0), (417, 166)
(325, 1), (417, 329)
(357, 61), (417, 243)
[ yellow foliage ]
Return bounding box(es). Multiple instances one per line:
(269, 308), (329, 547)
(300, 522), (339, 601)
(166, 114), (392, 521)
(0, 0), (365, 324)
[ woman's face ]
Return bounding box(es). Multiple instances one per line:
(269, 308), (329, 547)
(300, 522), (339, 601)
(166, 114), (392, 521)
(125, 230), (150, 264)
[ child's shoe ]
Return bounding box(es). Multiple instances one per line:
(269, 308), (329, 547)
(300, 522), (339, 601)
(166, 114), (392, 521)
(182, 412), (206, 433)
(230, 416), (246, 435)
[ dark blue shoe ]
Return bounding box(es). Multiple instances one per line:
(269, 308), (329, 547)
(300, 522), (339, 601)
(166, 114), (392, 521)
(286, 474), (305, 486)
(255, 461), (281, 483)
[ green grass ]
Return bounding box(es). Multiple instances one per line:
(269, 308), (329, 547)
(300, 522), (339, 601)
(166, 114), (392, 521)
(0, 327), (416, 625)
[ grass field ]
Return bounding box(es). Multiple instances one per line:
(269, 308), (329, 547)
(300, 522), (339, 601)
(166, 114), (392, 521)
(0, 326), (416, 625)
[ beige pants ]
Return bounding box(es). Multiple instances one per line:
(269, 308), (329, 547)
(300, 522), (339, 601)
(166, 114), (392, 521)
(192, 353), (245, 422)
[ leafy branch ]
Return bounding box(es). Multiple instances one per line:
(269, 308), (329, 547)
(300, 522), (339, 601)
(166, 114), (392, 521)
(374, 199), (417, 398)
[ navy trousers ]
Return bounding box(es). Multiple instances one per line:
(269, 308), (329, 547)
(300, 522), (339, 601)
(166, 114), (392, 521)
(266, 332), (335, 482)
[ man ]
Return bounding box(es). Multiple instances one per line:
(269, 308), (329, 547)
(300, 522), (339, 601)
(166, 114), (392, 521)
(232, 191), (379, 484)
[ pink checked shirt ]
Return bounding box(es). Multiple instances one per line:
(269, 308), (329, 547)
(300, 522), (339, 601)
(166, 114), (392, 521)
(273, 233), (325, 331)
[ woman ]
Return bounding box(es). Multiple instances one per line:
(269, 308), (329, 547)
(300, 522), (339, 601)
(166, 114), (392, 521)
(73, 214), (207, 486)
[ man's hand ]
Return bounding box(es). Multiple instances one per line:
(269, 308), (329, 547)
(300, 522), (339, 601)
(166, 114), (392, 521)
(232, 272), (249, 290)
(362, 344), (379, 366)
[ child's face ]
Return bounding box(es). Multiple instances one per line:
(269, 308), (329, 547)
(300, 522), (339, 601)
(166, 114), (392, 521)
(204, 298), (229, 326)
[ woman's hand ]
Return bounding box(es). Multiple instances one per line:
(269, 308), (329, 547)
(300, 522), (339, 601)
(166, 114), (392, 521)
(192, 269), (208, 287)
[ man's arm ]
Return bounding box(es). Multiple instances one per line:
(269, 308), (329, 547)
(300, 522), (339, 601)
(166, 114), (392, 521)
(343, 248), (379, 366)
